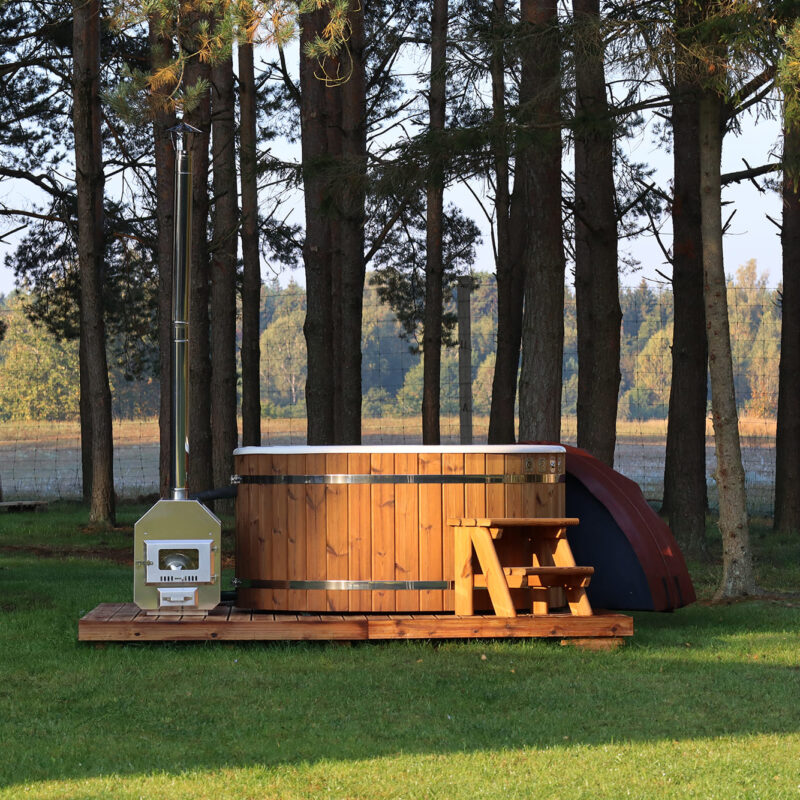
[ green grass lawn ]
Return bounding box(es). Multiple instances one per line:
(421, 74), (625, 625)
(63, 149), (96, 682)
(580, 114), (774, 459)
(1, 504), (798, 799)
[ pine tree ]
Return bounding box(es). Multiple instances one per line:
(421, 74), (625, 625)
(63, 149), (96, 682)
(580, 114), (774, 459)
(662, 0), (709, 555)
(573, 0), (620, 466)
(486, 0), (524, 444)
(775, 27), (800, 532)
(238, 36), (262, 447)
(517, 0), (565, 442)
(210, 50), (239, 498)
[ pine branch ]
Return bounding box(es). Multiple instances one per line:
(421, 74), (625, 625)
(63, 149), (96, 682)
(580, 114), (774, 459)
(720, 161), (780, 187)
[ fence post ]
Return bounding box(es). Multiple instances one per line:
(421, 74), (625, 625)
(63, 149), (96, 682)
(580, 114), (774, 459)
(457, 277), (473, 444)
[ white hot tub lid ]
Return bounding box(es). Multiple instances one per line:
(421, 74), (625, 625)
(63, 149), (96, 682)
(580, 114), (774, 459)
(233, 444), (566, 455)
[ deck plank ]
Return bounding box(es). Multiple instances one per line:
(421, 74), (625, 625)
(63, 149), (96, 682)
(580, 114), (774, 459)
(110, 603), (142, 622)
(80, 603), (125, 622)
(79, 603), (632, 642)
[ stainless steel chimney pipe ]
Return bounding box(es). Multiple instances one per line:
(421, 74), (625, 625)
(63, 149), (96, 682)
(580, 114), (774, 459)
(169, 122), (200, 500)
(133, 120), (221, 616)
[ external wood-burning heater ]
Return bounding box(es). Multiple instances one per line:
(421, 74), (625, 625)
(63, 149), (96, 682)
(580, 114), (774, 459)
(133, 121), (221, 615)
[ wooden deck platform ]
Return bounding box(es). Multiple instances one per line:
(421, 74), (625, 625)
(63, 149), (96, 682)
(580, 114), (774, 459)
(78, 603), (633, 642)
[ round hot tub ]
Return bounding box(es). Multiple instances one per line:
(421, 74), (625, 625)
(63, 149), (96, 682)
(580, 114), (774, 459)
(233, 444), (566, 613)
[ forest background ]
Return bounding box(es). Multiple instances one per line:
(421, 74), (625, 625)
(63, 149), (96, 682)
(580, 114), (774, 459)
(0, 260), (781, 425)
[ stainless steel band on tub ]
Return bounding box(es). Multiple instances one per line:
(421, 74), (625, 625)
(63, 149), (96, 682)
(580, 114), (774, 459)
(232, 473), (564, 485)
(241, 579), (454, 591)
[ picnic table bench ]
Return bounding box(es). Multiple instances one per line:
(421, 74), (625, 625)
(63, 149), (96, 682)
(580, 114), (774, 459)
(448, 517), (594, 618)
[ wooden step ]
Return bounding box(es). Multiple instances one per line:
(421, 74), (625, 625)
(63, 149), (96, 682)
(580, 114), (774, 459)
(473, 566), (594, 590)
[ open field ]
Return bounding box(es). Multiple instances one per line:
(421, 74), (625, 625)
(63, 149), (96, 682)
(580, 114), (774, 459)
(0, 416), (780, 513)
(0, 504), (798, 799)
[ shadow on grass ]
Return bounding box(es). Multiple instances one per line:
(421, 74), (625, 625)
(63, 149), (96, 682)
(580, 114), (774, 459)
(1, 555), (799, 788)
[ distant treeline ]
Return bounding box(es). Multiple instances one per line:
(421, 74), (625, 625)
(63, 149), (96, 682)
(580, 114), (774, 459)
(0, 260), (779, 423)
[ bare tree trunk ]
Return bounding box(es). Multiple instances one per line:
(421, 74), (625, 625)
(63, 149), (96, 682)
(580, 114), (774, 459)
(336, 8), (367, 444)
(73, 0), (114, 524)
(327, 81), (345, 438)
(186, 56), (213, 494)
(150, 20), (176, 497)
(210, 53), (239, 497)
(300, 15), (335, 444)
(422, 0), (448, 445)
(238, 40), (261, 447)
(774, 115), (800, 532)
(517, 0), (564, 443)
(699, 89), (755, 598)
(663, 71), (708, 554)
(299, 8), (366, 445)
(79, 338), (92, 502)
(573, 0), (619, 466)
(458, 278), (473, 443)
(488, 0), (523, 444)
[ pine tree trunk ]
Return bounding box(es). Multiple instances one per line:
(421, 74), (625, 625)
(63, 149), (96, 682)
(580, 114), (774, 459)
(336, 8), (367, 444)
(300, 8), (366, 445)
(663, 75), (708, 554)
(300, 13), (336, 444)
(150, 20), (176, 497)
(73, 0), (114, 525)
(699, 90), (755, 598)
(488, 0), (523, 445)
(238, 40), (262, 448)
(327, 80), (345, 438)
(422, 0), (448, 445)
(573, 0), (619, 467)
(517, 0), (564, 443)
(79, 337), (92, 503)
(774, 115), (800, 532)
(186, 57), (213, 494)
(210, 53), (239, 498)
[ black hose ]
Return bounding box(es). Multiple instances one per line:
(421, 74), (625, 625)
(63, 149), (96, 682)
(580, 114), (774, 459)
(189, 485), (238, 502)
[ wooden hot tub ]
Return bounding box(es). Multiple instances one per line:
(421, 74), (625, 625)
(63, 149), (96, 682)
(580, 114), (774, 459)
(232, 444), (566, 613)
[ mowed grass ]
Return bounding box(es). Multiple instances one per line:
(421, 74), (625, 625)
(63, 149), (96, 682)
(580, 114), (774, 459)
(0, 505), (799, 799)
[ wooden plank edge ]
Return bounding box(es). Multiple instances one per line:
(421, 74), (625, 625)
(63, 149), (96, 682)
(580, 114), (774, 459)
(79, 611), (632, 642)
(79, 617), (371, 642)
(367, 613), (632, 640)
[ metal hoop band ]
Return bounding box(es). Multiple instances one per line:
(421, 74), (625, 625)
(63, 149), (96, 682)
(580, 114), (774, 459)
(231, 473), (564, 486)
(240, 579), (453, 591)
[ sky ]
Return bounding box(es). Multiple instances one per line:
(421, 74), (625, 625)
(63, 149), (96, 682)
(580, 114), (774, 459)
(0, 96), (785, 298)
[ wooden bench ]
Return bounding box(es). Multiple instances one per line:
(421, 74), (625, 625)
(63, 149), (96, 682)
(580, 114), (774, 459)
(0, 500), (49, 513)
(448, 517), (594, 618)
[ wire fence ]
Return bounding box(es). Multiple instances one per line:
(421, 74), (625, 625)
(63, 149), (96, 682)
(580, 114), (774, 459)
(0, 275), (781, 515)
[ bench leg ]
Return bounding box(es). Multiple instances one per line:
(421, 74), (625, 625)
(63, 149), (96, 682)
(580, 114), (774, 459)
(471, 526), (516, 618)
(530, 587), (549, 616)
(532, 540), (559, 613)
(551, 537), (593, 616)
(454, 526), (474, 616)
(552, 536), (576, 567)
(566, 587), (593, 617)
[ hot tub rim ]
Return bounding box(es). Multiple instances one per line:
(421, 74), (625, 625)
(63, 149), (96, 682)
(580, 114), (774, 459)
(233, 444), (566, 456)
